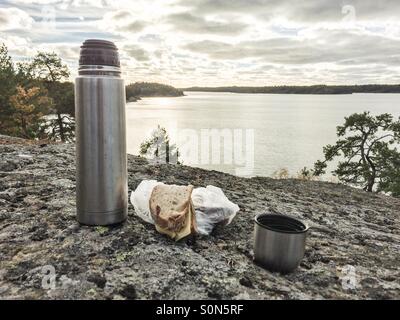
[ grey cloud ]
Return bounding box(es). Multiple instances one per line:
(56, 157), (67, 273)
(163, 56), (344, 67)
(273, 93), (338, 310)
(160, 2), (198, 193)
(111, 10), (132, 20)
(179, 0), (400, 22)
(47, 44), (80, 60)
(123, 44), (150, 61)
(6, 0), (400, 85)
(184, 40), (233, 55)
(337, 56), (400, 66)
(120, 21), (147, 32)
(184, 38), (305, 61)
(165, 12), (247, 35)
(184, 30), (400, 66)
(103, 10), (148, 33)
(178, 0), (278, 14)
(0, 16), (7, 25)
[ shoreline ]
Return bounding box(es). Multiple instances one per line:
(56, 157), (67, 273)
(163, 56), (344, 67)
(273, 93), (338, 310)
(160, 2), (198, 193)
(182, 90), (400, 95)
(180, 84), (400, 95)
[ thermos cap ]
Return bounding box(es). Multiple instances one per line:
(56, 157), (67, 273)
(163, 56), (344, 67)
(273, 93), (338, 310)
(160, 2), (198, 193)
(79, 39), (120, 67)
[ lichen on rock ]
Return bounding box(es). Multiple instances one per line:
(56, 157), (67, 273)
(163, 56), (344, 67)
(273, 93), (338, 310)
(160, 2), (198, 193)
(0, 136), (399, 299)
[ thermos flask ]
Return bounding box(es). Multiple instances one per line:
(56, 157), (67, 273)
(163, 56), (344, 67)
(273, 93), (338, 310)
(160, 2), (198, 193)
(75, 39), (128, 225)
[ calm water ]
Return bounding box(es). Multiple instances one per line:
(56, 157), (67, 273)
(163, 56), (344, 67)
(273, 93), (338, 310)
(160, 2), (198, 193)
(126, 92), (400, 177)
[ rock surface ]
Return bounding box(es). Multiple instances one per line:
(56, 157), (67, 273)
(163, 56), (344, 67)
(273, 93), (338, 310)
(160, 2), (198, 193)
(0, 136), (399, 300)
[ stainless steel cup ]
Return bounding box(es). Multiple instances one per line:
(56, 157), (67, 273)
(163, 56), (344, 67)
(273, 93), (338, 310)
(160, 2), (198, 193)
(75, 39), (128, 225)
(253, 213), (309, 273)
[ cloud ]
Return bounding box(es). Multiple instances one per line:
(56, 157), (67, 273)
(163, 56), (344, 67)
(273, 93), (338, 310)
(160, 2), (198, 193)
(165, 12), (247, 35)
(12, 0), (117, 8)
(99, 10), (148, 34)
(184, 29), (400, 66)
(110, 10), (131, 20)
(2, 0), (400, 86)
(0, 7), (34, 31)
(11, 0), (60, 4)
(120, 21), (147, 33)
(123, 44), (150, 61)
(178, 0), (400, 22)
(49, 44), (80, 61)
(0, 34), (32, 57)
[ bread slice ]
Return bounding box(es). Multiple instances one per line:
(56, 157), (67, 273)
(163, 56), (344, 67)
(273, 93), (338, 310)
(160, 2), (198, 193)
(149, 184), (197, 241)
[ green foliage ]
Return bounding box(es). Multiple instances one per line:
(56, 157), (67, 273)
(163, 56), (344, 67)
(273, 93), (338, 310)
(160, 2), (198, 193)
(95, 226), (109, 235)
(139, 125), (180, 164)
(9, 86), (52, 139)
(39, 81), (75, 142)
(29, 52), (70, 83)
(126, 82), (184, 101)
(297, 167), (315, 181)
(0, 44), (18, 135)
(28, 52), (73, 142)
(314, 112), (400, 196)
(0, 45), (53, 138)
(0, 43), (74, 142)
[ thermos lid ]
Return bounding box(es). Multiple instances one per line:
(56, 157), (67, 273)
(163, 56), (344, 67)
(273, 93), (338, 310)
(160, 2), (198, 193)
(79, 39), (120, 67)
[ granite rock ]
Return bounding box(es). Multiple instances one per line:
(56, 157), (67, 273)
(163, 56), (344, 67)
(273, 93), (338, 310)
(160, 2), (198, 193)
(0, 137), (399, 300)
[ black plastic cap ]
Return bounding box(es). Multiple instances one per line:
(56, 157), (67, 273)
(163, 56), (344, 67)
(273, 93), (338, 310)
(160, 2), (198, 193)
(79, 39), (120, 67)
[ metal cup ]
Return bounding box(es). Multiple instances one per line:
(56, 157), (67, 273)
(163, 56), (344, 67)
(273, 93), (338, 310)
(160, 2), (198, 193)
(253, 213), (309, 274)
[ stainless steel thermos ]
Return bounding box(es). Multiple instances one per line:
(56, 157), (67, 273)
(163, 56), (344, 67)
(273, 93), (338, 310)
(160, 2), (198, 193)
(75, 39), (128, 225)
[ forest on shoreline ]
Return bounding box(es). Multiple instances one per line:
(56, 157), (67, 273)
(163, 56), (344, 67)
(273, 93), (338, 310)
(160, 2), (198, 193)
(126, 82), (184, 102)
(182, 84), (400, 95)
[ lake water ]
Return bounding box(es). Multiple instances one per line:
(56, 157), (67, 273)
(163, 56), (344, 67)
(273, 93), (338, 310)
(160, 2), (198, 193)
(126, 92), (400, 178)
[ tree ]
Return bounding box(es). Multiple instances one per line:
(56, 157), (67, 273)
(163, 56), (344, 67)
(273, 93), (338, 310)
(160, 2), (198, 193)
(0, 44), (18, 135)
(0, 43), (75, 141)
(296, 167), (317, 181)
(139, 125), (180, 164)
(272, 168), (289, 179)
(8, 86), (52, 139)
(314, 112), (400, 196)
(29, 52), (69, 83)
(29, 52), (73, 142)
(125, 82), (184, 101)
(39, 81), (75, 142)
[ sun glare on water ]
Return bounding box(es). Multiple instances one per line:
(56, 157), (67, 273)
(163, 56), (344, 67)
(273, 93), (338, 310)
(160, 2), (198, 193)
(152, 97), (175, 107)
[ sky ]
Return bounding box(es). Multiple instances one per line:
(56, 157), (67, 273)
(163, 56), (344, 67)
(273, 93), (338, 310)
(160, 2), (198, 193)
(0, 0), (400, 87)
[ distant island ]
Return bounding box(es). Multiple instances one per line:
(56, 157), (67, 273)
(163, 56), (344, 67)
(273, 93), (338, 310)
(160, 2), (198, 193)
(181, 84), (400, 95)
(126, 82), (184, 102)
(124, 83), (400, 101)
